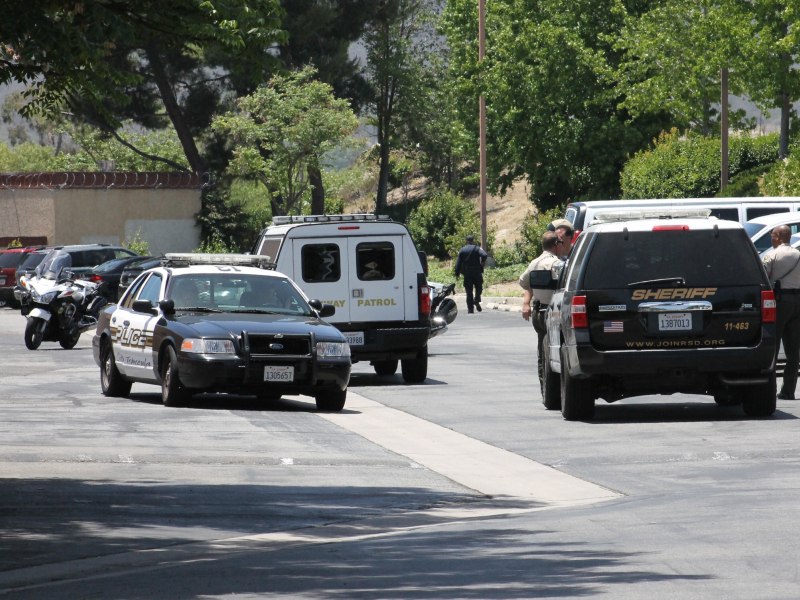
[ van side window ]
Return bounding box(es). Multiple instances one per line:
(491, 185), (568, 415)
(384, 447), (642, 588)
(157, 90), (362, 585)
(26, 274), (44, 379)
(301, 244), (341, 283)
(258, 236), (283, 262)
(565, 207), (577, 224)
(356, 242), (395, 281)
(747, 207), (789, 220)
(709, 208), (739, 222)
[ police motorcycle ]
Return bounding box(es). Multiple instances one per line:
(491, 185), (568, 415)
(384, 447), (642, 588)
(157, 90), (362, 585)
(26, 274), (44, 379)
(429, 282), (458, 339)
(16, 251), (108, 350)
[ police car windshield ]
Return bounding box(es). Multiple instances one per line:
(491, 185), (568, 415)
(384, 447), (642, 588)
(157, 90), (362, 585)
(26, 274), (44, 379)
(168, 273), (313, 316)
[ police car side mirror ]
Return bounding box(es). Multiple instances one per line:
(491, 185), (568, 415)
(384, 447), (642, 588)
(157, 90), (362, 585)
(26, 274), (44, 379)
(132, 299), (157, 315)
(319, 303), (336, 318)
(529, 270), (558, 290)
(159, 299), (175, 314)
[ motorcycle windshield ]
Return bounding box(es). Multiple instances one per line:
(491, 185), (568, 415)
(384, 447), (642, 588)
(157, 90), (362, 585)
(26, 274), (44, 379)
(41, 251), (72, 280)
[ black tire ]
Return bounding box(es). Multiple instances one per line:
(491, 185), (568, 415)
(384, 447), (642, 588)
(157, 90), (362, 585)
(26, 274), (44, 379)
(24, 318), (44, 350)
(560, 345), (595, 421)
(315, 387), (347, 412)
(401, 347), (428, 383)
(59, 330), (80, 350)
(374, 360), (399, 376)
(161, 345), (192, 407)
(742, 375), (777, 417)
(100, 340), (132, 398)
(713, 390), (742, 406)
(542, 335), (561, 410)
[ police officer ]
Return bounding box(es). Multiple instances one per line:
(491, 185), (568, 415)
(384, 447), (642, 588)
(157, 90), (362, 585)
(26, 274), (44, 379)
(763, 225), (800, 399)
(455, 234), (488, 313)
(548, 219), (575, 259)
(519, 231), (561, 391)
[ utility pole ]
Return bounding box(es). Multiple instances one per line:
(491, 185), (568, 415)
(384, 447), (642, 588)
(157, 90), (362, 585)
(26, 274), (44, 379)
(479, 0), (487, 249)
(721, 67), (729, 192)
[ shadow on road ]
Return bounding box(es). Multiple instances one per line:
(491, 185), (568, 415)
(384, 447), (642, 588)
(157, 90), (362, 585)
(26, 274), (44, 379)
(348, 374), (448, 387)
(127, 392), (362, 414)
(588, 401), (798, 424)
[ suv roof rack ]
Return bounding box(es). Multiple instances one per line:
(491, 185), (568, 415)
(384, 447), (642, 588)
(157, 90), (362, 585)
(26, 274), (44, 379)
(162, 253), (277, 270)
(271, 214), (392, 225)
(590, 208), (713, 224)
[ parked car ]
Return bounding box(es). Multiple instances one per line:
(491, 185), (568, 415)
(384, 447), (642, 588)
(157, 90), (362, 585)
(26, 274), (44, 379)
(15, 249), (57, 282)
(744, 212), (800, 254)
(89, 255), (154, 302)
(34, 245), (139, 281)
(118, 257), (162, 300)
(0, 246), (45, 307)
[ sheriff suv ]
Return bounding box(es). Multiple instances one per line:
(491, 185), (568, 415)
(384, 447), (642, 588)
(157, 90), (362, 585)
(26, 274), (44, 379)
(534, 209), (777, 421)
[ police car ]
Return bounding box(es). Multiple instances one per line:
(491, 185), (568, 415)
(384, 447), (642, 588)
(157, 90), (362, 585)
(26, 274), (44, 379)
(531, 209), (777, 420)
(92, 254), (351, 411)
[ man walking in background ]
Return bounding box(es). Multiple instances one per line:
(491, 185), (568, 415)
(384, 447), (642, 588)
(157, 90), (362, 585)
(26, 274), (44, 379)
(455, 234), (488, 314)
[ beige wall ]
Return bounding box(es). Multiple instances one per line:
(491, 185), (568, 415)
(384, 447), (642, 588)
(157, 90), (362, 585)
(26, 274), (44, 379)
(0, 187), (201, 252)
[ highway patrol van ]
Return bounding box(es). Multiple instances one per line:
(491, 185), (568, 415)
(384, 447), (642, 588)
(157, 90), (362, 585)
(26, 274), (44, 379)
(251, 214), (431, 383)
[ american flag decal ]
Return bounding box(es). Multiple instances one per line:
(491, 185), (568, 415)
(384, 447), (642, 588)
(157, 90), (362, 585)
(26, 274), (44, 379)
(604, 321), (623, 333)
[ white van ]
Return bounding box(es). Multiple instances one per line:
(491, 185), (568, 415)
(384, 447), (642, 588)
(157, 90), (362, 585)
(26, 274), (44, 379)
(251, 214), (431, 382)
(565, 197), (800, 234)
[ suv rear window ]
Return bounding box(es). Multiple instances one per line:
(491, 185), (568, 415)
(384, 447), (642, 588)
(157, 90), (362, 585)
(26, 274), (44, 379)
(583, 229), (763, 289)
(0, 252), (24, 268)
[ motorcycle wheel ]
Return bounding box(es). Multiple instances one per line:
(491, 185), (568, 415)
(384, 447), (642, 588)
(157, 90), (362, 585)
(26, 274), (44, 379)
(24, 318), (45, 350)
(59, 331), (81, 350)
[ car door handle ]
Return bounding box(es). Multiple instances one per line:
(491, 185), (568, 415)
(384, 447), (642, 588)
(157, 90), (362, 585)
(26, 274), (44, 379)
(123, 320), (130, 326)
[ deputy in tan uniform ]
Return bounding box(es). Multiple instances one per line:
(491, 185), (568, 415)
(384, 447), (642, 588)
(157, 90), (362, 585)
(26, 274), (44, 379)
(520, 231), (561, 391)
(763, 225), (800, 399)
(548, 218), (575, 259)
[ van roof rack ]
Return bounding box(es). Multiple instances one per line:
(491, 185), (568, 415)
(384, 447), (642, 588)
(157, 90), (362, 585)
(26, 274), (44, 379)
(591, 208), (713, 224)
(271, 214), (392, 225)
(162, 253), (276, 270)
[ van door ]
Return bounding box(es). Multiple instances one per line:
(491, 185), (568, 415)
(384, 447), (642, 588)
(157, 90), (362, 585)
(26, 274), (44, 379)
(292, 238), (350, 322)
(348, 236), (405, 322)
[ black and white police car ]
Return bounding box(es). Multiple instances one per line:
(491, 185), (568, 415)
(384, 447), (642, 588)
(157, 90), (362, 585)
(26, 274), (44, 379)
(92, 253), (352, 411)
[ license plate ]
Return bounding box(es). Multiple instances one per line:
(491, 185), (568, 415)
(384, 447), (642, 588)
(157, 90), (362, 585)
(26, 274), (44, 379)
(344, 331), (364, 346)
(658, 313), (692, 331)
(264, 366), (294, 382)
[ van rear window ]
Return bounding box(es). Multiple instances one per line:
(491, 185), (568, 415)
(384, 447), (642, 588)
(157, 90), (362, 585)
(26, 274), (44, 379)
(301, 244), (341, 283)
(583, 229), (763, 289)
(356, 242), (395, 281)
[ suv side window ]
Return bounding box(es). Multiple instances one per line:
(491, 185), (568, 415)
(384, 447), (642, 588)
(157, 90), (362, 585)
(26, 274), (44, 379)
(356, 242), (395, 281)
(301, 244), (341, 283)
(566, 233), (592, 291)
(136, 273), (162, 307)
(122, 274), (150, 309)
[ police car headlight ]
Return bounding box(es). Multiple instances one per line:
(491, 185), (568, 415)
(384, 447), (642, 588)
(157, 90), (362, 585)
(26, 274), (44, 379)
(316, 342), (350, 358)
(181, 338), (236, 355)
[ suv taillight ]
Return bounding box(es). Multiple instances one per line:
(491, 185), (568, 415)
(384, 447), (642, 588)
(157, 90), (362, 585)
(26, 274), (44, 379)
(762, 290), (776, 323)
(572, 295), (588, 328)
(420, 286), (431, 315)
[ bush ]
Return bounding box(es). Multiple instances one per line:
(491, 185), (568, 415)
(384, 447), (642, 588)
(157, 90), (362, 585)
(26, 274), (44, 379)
(715, 163), (775, 198)
(621, 129), (779, 199)
(407, 189), (494, 259)
(491, 207), (565, 267)
(0, 142), (56, 171)
(762, 153), (800, 196)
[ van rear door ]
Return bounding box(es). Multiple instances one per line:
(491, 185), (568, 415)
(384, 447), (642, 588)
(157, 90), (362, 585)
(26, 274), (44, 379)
(348, 236), (405, 322)
(292, 238), (350, 322)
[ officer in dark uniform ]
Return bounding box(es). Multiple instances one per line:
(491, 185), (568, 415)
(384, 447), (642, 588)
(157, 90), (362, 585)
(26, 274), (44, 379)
(455, 234), (488, 314)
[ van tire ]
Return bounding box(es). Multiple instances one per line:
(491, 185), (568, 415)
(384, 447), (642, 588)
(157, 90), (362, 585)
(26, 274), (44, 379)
(742, 375), (777, 417)
(101, 340), (131, 398)
(401, 347), (428, 383)
(560, 346), (595, 421)
(316, 388), (347, 412)
(542, 335), (561, 410)
(161, 345), (192, 407)
(374, 360), (398, 376)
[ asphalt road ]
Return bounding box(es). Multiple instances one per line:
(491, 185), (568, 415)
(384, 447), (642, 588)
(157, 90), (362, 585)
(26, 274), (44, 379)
(2, 306), (800, 598)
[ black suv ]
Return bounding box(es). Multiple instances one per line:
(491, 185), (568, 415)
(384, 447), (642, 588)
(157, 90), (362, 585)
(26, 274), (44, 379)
(535, 217), (777, 420)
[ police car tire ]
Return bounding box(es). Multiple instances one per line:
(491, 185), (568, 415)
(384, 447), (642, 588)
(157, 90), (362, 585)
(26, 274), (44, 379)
(101, 340), (131, 398)
(560, 346), (595, 421)
(742, 375), (777, 417)
(374, 360), (398, 376)
(162, 345), (192, 407)
(401, 347), (428, 383)
(315, 388), (347, 412)
(541, 335), (561, 410)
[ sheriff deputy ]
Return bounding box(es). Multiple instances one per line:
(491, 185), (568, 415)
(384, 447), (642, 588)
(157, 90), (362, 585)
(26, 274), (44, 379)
(519, 231), (561, 391)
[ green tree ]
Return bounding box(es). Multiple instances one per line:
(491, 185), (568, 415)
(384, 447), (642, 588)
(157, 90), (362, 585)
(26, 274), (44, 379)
(212, 67), (360, 216)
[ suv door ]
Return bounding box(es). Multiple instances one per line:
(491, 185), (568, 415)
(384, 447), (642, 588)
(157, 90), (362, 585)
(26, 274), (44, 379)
(292, 239), (350, 322)
(348, 236), (405, 322)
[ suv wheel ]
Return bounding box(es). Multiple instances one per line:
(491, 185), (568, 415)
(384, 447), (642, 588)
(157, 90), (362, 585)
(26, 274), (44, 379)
(101, 340), (132, 398)
(542, 334), (561, 410)
(315, 388), (347, 412)
(560, 345), (595, 421)
(374, 360), (398, 376)
(161, 345), (192, 407)
(401, 347), (428, 383)
(742, 375), (777, 417)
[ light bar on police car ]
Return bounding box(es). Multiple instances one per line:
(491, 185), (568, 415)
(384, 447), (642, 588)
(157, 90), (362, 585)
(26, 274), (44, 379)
(163, 253), (276, 268)
(271, 214), (392, 225)
(591, 208), (713, 224)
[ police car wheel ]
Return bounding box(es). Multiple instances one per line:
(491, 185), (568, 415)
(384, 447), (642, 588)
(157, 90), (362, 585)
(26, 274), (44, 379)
(401, 347), (428, 383)
(560, 345), (595, 421)
(541, 335), (561, 410)
(162, 345), (192, 407)
(101, 340), (131, 398)
(315, 388), (347, 412)
(742, 375), (777, 417)
(373, 360), (398, 376)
